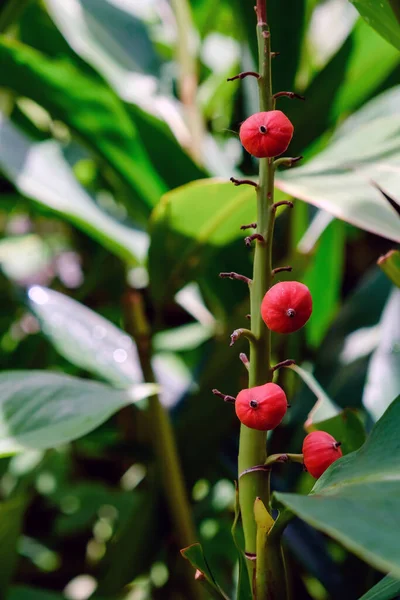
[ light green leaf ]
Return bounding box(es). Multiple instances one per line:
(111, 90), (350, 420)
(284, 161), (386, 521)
(378, 249), (400, 288)
(276, 88), (400, 242)
(275, 395), (400, 577)
(0, 116), (147, 264)
(149, 179), (288, 303)
(27, 287), (190, 408)
(358, 574), (400, 600)
(180, 543), (230, 600)
(0, 371), (159, 455)
(27, 285), (143, 387)
(350, 0), (400, 50)
(0, 37), (166, 217)
(363, 289), (400, 420)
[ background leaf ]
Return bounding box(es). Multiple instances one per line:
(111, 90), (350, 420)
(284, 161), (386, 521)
(350, 0), (400, 50)
(0, 371), (158, 455)
(0, 37), (166, 218)
(0, 117), (147, 264)
(358, 573), (400, 600)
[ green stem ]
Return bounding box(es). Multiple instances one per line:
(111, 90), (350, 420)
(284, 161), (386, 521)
(237, 2), (288, 597)
(125, 291), (203, 600)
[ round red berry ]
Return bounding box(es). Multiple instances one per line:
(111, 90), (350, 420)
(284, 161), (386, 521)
(261, 281), (312, 334)
(239, 110), (294, 158)
(235, 382), (287, 431)
(302, 431), (343, 479)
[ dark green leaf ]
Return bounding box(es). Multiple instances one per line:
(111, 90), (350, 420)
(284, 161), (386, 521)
(0, 371), (158, 455)
(378, 249), (400, 288)
(8, 586), (63, 600)
(275, 396), (400, 576)
(358, 573), (400, 600)
(350, 0), (400, 50)
(0, 37), (166, 219)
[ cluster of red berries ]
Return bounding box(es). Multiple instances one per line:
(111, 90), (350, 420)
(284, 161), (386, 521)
(232, 110), (342, 478)
(235, 281), (312, 432)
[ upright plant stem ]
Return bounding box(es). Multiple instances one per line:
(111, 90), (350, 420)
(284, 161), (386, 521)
(237, 1), (286, 596)
(125, 291), (202, 600)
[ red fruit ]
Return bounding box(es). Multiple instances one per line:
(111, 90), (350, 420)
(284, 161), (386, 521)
(303, 431), (343, 479)
(261, 281), (312, 334)
(235, 383), (287, 431)
(239, 110), (294, 158)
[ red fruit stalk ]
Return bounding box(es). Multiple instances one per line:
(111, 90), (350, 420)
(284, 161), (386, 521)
(240, 110), (294, 158)
(261, 281), (312, 334)
(302, 431), (343, 479)
(235, 383), (287, 430)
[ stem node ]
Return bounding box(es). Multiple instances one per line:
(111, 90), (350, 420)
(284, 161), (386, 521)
(272, 266), (292, 275)
(227, 71), (260, 82)
(212, 389), (236, 404)
(245, 233), (265, 247)
(230, 177), (258, 188)
(219, 272), (252, 285)
(230, 328), (257, 347)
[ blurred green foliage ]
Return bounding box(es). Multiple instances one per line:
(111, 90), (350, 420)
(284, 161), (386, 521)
(0, 0), (399, 599)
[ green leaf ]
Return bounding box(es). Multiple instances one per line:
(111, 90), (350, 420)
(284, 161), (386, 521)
(362, 289), (400, 420)
(0, 117), (147, 265)
(350, 0), (400, 50)
(358, 574), (400, 600)
(149, 179), (288, 304)
(0, 496), (27, 597)
(43, 0), (161, 98)
(277, 88), (400, 242)
(378, 249), (400, 287)
(27, 286), (143, 387)
(304, 219), (345, 347)
(180, 543), (230, 600)
(275, 395), (400, 577)
(308, 409), (367, 456)
(0, 37), (166, 218)
(0, 371), (159, 455)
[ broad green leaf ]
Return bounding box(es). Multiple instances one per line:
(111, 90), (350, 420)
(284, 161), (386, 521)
(275, 395), (400, 577)
(0, 496), (27, 597)
(358, 574), (400, 600)
(180, 543), (230, 600)
(0, 117), (147, 264)
(0, 371), (158, 455)
(304, 219), (345, 346)
(149, 179), (255, 303)
(27, 286), (191, 408)
(308, 409), (366, 456)
(27, 285), (143, 387)
(378, 249), (400, 287)
(350, 0), (400, 50)
(0, 37), (166, 217)
(362, 289), (400, 420)
(149, 179), (288, 304)
(276, 90), (400, 242)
